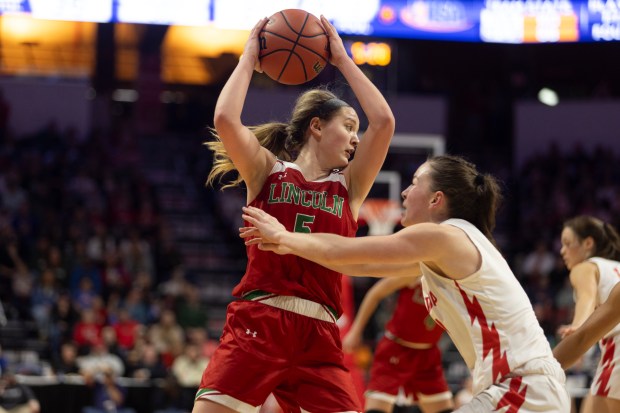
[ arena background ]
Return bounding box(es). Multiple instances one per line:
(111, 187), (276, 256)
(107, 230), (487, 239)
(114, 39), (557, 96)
(1, 1), (620, 413)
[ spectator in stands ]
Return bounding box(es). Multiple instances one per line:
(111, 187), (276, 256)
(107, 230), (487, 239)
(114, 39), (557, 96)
(71, 276), (98, 313)
(175, 284), (208, 330)
(82, 367), (135, 413)
(67, 239), (103, 294)
(111, 308), (142, 352)
(158, 266), (187, 299)
(72, 308), (103, 353)
(521, 240), (556, 281)
(171, 342), (209, 389)
(101, 251), (131, 299)
(101, 326), (125, 360)
(119, 228), (153, 279)
(49, 293), (79, 353)
(44, 245), (68, 288)
(85, 223), (116, 269)
(186, 328), (217, 360)
(51, 341), (80, 376)
(30, 267), (60, 337)
(123, 287), (151, 325)
(77, 340), (125, 378)
(148, 309), (184, 365)
(127, 343), (167, 381)
(0, 371), (40, 413)
(172, 342), (209, 412)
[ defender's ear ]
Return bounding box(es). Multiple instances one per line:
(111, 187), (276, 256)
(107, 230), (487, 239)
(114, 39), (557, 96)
(310, 117), (321, 133)
(430, 191), (445, 207)
(583, 236), (595, 255)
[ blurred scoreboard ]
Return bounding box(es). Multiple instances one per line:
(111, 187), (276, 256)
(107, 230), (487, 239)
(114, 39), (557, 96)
(0, 0), (618, 43)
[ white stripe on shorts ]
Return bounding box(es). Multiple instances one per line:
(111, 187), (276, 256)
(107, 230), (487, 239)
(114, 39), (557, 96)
(257, 295), (338, 323)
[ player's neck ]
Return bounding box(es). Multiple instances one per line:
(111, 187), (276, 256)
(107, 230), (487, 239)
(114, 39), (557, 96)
(293, 154), (331, 181)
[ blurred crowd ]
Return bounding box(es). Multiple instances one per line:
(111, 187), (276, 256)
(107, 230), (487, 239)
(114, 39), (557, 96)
(0, 126), (212, 413)
(1, 123), (620, 412)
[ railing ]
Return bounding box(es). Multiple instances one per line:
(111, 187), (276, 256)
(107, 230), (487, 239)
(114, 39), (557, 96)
(18, 375), (195, 413)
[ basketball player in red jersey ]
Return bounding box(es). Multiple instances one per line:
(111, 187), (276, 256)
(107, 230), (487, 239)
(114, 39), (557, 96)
(342, 276), (453, 413)
(192, 14), (395, 413)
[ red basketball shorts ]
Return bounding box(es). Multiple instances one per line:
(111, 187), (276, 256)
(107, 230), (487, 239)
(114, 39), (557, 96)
(366, 337), (451, 405)
(196, 299), (362, 413)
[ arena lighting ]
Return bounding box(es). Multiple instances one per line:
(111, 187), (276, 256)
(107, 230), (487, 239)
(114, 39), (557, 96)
(349, 41), (391, 66)
(538, 88), (559, 107)
(112, 89), (139, 102)
(1, 1), (620, 43)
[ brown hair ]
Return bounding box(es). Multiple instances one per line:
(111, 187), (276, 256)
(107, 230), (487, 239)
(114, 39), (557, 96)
(563, 216), (620, 261)
(205, 88), (350, 189)
(427, 155), (503, 243)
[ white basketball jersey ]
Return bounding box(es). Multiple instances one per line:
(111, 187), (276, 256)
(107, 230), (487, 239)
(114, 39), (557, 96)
(588, 257), (620, 339)
(420, 218), (555, 396)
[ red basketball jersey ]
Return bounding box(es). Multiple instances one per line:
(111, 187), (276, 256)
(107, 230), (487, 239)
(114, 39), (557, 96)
(385, 283), (444, 344)
(233, 161), (357, 316)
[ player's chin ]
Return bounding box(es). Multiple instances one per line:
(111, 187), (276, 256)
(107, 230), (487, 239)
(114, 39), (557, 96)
(334, 160), (349, 170)
(400, 214), (412, 228)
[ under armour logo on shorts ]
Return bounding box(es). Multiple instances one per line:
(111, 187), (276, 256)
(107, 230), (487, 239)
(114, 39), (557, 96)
(246, 329), (257, 338)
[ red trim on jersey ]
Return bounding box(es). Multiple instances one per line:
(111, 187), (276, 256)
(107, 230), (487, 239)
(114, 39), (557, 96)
(455, 280), (511, 382)
(596, 337), (616, 396)
(496, 376), (527, 413)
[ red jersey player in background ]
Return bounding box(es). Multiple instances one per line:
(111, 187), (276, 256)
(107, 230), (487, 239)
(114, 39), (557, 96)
(342, 276), (454, 413)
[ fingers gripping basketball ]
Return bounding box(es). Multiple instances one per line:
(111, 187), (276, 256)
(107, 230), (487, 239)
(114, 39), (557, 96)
(259, 9), (330, 85)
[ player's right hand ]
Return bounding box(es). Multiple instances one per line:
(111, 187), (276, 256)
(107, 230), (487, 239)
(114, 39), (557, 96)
(319, 15), (348, 68)
(243, 17), (268, 72)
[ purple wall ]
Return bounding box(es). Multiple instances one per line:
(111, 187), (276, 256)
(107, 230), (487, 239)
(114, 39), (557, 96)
(0, 77), (92, 140)
(515, 100), (620, 168)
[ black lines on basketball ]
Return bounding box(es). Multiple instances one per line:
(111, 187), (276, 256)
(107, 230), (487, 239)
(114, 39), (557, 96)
(258, 9), (330, 85)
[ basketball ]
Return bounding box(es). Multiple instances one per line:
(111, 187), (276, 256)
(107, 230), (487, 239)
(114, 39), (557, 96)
(259, 9), (330, 85)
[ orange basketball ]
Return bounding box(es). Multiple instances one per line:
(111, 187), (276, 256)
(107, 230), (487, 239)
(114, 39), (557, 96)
(259, 9), (330, 85)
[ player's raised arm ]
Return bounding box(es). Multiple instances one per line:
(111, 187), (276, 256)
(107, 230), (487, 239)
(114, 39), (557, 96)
(320, 15), (395, 213)
(210, 17), (274, 198)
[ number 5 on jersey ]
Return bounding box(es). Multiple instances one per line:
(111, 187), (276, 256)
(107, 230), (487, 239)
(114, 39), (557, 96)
(295, 213), (315, 233)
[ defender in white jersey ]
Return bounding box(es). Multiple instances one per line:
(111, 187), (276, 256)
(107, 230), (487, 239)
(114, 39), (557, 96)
(241, 155), (571, 413)
(557, 216), (620, 413)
